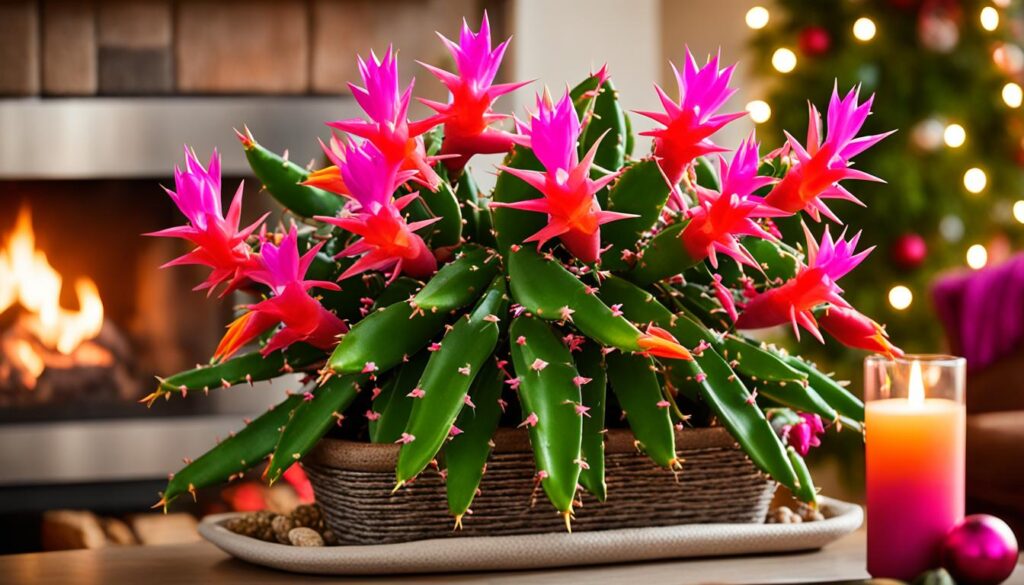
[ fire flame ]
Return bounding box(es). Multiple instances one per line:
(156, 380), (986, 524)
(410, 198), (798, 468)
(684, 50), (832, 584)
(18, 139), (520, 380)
(0, 207), (105, 375)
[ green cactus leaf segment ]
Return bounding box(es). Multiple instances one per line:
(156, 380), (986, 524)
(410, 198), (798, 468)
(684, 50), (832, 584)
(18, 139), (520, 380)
(509, 316), (583, 517)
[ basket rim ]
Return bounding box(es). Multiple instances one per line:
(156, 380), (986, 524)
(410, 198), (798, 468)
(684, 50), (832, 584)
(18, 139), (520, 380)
(306, 427), (738, 473)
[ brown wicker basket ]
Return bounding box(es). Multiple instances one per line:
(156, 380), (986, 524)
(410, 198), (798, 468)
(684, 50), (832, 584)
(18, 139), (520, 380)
(303, 427), (777, 545)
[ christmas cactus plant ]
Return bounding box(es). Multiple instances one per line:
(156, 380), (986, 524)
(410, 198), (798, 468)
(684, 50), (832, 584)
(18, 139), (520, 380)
(148, 15), (900, 528)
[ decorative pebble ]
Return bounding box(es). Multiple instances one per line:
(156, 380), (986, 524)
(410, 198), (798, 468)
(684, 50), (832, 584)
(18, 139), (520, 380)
(288, 526), (325, 547)
(767, 506), (802, 524)
(271, 514), (294, 544)
(224, 504), (335, 546)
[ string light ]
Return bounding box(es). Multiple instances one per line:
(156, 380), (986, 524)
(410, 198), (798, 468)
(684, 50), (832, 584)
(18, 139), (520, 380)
(746, 6), (770, 30)
(1013, 200), (1024, 224)
(966, 244), (988, 269)
(1002, 82), (1023, 108)
(993, 0), (1011, 6)
(746, 100), (772, 123)
(853, 17), (877, 42)
(772, 48), (797, 73)
(980, 6), (1000, 31)
(963, 167), (988, 194)
(888, 285), (913, 311)
(943, 123), (966, 148)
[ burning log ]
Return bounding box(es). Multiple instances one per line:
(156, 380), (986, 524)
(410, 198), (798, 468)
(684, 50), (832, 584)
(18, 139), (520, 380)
(0, 206), (133, 406)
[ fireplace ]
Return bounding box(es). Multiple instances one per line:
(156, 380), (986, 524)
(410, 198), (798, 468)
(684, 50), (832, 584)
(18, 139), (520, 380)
(0, 98), (357, 517)
(0, 183), (241, 421)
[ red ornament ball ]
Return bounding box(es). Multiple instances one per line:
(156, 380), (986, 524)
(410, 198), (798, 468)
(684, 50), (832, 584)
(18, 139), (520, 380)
(941, 515), (1019, 585)
(890, 233), (928, 269)
(799, 26), (832, 57)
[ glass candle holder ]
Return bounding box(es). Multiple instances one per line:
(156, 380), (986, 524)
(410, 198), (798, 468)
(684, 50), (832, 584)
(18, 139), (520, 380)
(864, 354), (966, 580)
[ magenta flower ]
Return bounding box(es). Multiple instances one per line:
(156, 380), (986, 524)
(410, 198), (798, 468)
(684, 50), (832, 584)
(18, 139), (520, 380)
(491, 91), (633, 263)
(314, 141), (438, 282)
(678, 134), (781, 269)
(637, 49), (745, 187)
(419, 12), (528, 173)
(819, 305), (903, 358)
(764, 84), (893, 222)
(214, 227), (346, 360)
(784, 413), (825, 456)
(735, 226), (873, 341)
(147, 147), (267, 296)
(326, 47), (442, 190)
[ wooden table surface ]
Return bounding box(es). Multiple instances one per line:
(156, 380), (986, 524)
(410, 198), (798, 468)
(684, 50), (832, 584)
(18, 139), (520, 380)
(3, 530), (1022, 585)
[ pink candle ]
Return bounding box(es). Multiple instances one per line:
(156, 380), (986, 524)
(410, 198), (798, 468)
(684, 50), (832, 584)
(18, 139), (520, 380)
(865, 356), (966, 580)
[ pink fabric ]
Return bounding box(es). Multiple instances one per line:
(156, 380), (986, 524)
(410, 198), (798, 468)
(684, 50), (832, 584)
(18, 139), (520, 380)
(932, 254), (1024, 371)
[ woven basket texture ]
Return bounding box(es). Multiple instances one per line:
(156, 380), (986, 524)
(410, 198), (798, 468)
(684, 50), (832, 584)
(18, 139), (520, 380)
(304, 427), (777, 545)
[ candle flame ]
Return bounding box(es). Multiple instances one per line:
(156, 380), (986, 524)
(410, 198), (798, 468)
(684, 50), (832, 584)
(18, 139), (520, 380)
(908, 360), (925, 405)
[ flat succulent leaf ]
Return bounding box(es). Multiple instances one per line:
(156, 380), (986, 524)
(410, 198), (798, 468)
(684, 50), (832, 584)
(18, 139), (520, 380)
(160, 392), (306, 507)
(508, 246), (646, 352)
(396, 277), (508, 484)
(330, 248), (497, 375)
(600, 159), (673, 271)
(787, 446), (819, 506)
(456, 167), (482, 243)
(569, 71), (602, 121)
(606, 352), (677, 468)
(443, 359), (505, 521)
(413, 246), (500, 312)
(775, 352), (864, 424)
(509, 316), (583, 517)
(693, 156), (721, 191)
(755, 379), (838, 423)
(368, 352), (429, 443)
(623, 110), (635, 159)
(575, 343), (607, 501)
(688, 238), (803, 289)
(720, 335), (807, 384)
(581, 79), (627, 176)
(265, 374), (367, 483)
(241, 134), (342, 218)
(628, 222), (699, 286)
(145, 344), (324, 405)
(675, 330), (799, 491)
(371, 277), (423, 310)
(417, 170), (463, 247)
(328, 300), (446, 376)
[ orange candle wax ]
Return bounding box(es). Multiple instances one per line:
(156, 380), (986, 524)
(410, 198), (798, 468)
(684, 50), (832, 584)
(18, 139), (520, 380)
(865, 360), (966, 580)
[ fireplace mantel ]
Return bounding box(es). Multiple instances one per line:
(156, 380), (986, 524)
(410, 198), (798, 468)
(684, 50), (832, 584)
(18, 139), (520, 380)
(0, 97), (361, 179)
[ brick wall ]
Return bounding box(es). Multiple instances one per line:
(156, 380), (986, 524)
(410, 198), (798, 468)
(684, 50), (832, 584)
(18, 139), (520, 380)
(0, 0), (487, 97)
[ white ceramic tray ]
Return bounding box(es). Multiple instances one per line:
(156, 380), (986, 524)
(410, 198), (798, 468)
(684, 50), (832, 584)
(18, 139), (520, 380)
(199, 497), (862, 575)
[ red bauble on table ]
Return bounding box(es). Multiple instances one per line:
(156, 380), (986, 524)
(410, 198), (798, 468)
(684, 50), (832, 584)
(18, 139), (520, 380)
(941, 515), (1019, 585)
(890, 233), (928, 269)
(799, 26), (831, 57)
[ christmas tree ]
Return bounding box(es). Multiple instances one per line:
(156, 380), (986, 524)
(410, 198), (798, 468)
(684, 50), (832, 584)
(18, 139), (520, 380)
(748, 0), (1024, 362)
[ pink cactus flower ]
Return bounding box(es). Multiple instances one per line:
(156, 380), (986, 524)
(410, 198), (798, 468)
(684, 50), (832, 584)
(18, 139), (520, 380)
(710, 274), (739, 323)
(764, 84), (893, 222)
(213, 227), (347, 361)
(147, 147), (267, 296)
(678, 135), (780, 269)
(325, 47), (442, 191)
(819, 305), (903, 358)
(491, 91), (633, 263)
(636, 49), (745, 187)
(315, 140), (439, 283)
(735, 226), (873, 342)
(784, 413), (825, 456)
(419, 12), (528, 173)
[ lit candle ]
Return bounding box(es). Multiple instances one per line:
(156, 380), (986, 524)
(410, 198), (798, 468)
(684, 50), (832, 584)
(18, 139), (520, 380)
(865, 356), (966, 580)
